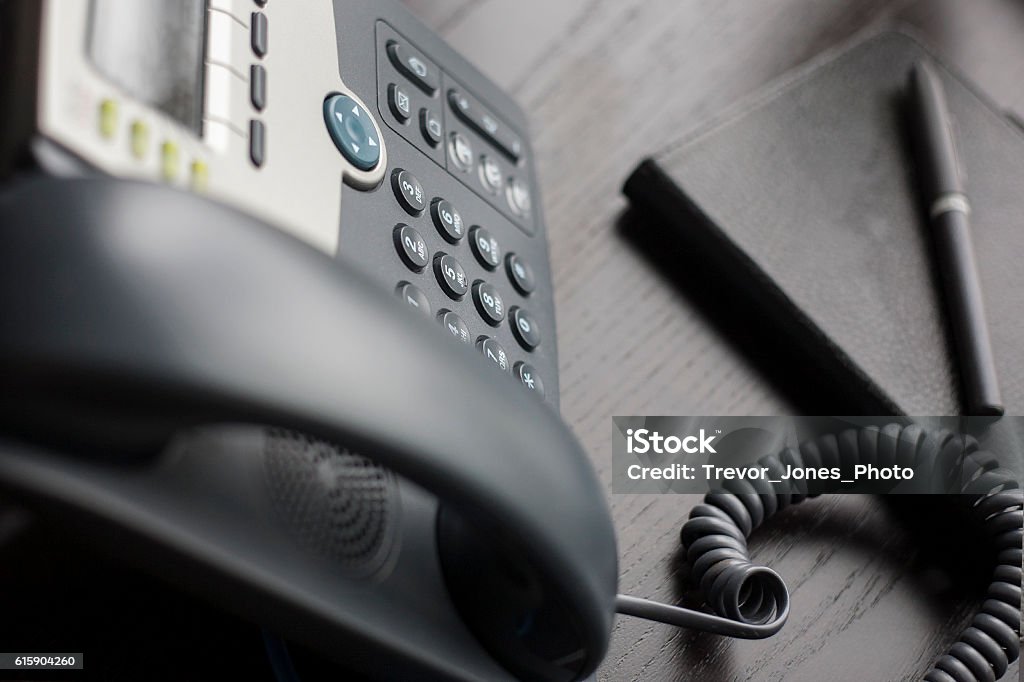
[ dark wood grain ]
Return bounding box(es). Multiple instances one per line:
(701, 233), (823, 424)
(403, 1), (1024, 680)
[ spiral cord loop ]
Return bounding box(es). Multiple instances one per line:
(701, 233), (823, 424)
(678, 424), (1022, 682)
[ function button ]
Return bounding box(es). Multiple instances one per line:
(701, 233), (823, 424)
(98, 99), (118, 138)
(449, 132), (474, 172)
(251, 12), (268, 57)
(394, 224), (429, 272)
(506, 253), (536, 295)
(249, 119), (266, 167)
(396, 282), (431, 316)
(421, 108), (443, 146)
(387, 41), (439, 95)
(389, 83), (412, 123)
(434, 253), (469, 300)
(473, 281), (506, 326)
(470, 226), (501, 270)
(510, 307), (540, 350)
(514, 362), (545, 398)
(439, 310), (471, 345)
(507, 177), (532, 216)
(130, 120), (149, 159)
(250, 64), (267, 111)
(323, 94), (381, 171)
(392, 169), (426, 215)
(431, 199), (465, 243)
(448, 88), (523, 162)
(161, 141), (180, 180)
(478, 337), (510, 373)
(479, 155), (504, 194)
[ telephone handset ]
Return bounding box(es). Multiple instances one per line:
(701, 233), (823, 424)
(0, 176), (616, 682)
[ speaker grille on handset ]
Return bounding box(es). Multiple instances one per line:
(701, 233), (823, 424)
(263, 429), (399, 577)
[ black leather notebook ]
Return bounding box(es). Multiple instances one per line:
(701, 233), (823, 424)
(624, 31), (1024, 415)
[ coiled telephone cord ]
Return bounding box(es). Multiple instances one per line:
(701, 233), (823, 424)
(676, 423), (1021, 682)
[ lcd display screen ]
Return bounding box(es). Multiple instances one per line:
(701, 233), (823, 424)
(88, 0), (207, 135)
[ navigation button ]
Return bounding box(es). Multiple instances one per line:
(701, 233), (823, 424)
(387, 41), (440, 95)
(323, 94), (381, 171)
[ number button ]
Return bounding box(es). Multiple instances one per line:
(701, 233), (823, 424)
(478, 337), (510, 373)
(392, 169), (426, 215)
(439, 310), (471, 344)
(506, 253), (536, 296)
(394, 224), (429, 271)
(514, 362), (545, 398)
(510, 307), (540, 350)
(435, 254), (469, 300)
(473, 281), (505, 326)
(431, 198), (465, 243)
(470, 226), (501, 270)
(396, 282), (430, 316)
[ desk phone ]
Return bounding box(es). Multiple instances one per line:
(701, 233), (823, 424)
(1, 0), (558, 408)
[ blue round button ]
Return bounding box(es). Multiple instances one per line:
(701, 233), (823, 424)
(324, 94), (381, 171)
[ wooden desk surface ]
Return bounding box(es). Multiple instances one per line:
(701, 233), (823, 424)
(402, 1), (1024, 680)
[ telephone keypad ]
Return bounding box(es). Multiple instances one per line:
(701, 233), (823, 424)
(369, 21), (555, 405)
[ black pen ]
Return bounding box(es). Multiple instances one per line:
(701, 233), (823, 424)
(908, 60), (1004, 416)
